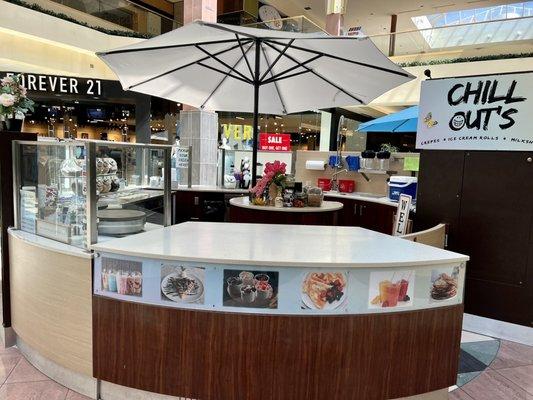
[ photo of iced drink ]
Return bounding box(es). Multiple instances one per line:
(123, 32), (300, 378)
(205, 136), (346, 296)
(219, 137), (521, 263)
(117, 273), (129, 295)
(101, 269), (109, 291)
(384, 282), (401, 307)
(379, 280), (391, 302)
(398, 279), (409, 301)
(108, 271), (117, 292)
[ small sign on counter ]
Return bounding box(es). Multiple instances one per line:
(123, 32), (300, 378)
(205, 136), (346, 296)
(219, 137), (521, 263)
(393, 194), (412, 236)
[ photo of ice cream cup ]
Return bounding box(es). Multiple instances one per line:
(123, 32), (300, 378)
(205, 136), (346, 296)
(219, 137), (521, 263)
(241, 285), (257, 303)
(101, 269), (109, 291)
(223, 269), (279, 309)
(227, 276), (243, 299)
(239, 271), (254, 286)
(254, 273), (270, 284)
(117, 272), (128, 295)
(255, 281), (272, 301)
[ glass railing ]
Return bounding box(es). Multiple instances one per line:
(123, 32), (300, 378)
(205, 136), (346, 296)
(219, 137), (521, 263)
(245, 15), (327, 34)
(369, 16), (533, 60)
(16, 0), (180, 37)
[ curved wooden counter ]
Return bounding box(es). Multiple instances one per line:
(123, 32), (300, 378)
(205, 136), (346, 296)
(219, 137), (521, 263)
(90, 222), (468, 400)
(229, 196), (343, 225)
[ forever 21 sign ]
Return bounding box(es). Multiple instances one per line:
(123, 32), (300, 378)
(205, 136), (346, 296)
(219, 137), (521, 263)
(3, 72), (102, 96)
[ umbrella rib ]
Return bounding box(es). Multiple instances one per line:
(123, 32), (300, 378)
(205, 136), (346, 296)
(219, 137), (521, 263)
(266, 39), (411, 78)
(262, 69), (312, 85)
(125, 42), (246, 90)
(98, 38), (249, 56)
(197, 62), (251, 84)
(236, 34), (254, 80)
(260, 54), (322, 84)
(259, 43), (287, 114)
(200, 42), (254, 109)
(263, 41), (364, 104)
(195, 45), (252, 83)
(259, 39), (295, 82)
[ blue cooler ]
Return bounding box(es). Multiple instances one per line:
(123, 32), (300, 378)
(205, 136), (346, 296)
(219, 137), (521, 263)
(388, 176), (417, 202)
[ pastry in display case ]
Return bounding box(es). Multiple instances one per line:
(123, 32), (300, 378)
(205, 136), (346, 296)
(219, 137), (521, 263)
(13, 140), (172, 249)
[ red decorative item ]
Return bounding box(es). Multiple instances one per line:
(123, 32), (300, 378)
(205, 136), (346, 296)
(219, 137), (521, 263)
(339, 180), (355, 193)
(317, 178), (332, 191)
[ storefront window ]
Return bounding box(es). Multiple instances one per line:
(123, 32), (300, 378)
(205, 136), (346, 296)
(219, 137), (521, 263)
(218, 111), (322, 151)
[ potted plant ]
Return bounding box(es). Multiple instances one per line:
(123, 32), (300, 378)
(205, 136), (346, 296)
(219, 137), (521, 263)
(0, 74), (35, 132)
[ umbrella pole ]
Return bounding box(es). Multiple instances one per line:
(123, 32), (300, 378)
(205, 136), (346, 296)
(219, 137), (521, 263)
(251, 39), (260, 188)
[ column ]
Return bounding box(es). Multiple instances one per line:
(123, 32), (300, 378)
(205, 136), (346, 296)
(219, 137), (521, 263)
(325, 0), (346, 36)
(180, 0), (219, 186)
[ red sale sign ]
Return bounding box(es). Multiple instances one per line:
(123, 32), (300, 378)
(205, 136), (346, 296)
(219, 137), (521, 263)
(259, 133), (291, 152)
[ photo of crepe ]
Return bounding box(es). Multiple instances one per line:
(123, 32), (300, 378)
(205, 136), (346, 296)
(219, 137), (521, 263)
(161, 265), (205, 304)
(430, 269), (458, 301)
(301, 272), (347, 310)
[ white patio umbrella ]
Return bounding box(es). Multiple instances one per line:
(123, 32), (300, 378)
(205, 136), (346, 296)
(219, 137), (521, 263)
(98, 21), (414, 184)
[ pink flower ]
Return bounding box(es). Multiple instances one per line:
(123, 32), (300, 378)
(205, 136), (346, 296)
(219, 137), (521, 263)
(19, 86), (27, 96)
(1, 76), (14, 86)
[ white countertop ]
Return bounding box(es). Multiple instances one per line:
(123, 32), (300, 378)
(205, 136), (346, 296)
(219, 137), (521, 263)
(229, 197), (343, 212)
(172, 184), (249, 194)
(91, 222), (468, 268)
(323, 191), (397, 207)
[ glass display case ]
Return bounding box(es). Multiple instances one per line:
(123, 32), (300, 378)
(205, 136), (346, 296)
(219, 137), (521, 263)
(217, 149), (293, 189)
(13, 140), (172, 249)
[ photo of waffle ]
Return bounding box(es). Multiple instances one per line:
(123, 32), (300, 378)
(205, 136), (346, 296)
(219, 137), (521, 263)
(301, 272), (347, 310)
(223, 269), (278, 309)
(100, 257), (142, 297)
(161, 265), (205, 304)
(430, 266), (459, 301)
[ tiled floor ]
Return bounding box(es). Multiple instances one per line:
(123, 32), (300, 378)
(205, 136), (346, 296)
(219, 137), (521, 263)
(450, 333), (533, 400)
(0, 332), (530, 399)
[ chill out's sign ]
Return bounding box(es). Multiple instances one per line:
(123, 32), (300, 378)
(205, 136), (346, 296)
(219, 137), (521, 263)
(417, 72), (533, 151)
(2, 72), (102, 96)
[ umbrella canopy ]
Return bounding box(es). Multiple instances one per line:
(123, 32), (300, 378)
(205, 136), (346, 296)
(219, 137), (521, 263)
(98, 21), (415, 183)
(358, 106), (419, 133)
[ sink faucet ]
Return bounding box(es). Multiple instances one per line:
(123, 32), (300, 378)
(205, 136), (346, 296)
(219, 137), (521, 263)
(331, 169), (348, 192)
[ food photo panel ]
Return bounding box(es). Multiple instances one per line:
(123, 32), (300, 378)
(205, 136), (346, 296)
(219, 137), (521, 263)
(368, 270), (415, 309)
(160, 264), (205, 305)
(429, 266), (459, 302)
(301, 271), (348, 311)
(101, 257), (143, 297)
(223, 269), (278, 309)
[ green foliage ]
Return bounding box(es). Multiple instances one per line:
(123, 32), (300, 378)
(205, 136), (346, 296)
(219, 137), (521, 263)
(397, 52), (533, 68)
(4, 0), (154, 39)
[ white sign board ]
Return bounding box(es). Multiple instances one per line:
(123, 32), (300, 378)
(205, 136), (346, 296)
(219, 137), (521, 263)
(393, 194), (412, 236)
(417, 72), (533, 151)
(177, 147), (189, 169)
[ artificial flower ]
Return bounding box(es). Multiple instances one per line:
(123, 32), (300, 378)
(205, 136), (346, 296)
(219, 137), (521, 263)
(0, 93), (15, 107)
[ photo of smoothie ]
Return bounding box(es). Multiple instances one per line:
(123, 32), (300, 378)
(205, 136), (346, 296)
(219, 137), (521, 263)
(223, 269), (278, 309)
(369, 270), (415, 309)
(100, 257), (143, 297)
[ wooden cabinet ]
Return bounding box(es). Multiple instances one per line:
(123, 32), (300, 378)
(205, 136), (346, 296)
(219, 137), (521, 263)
(416, 150), (533, 327)
(325, 196), (395, 234)
(173, 191), (245, 223)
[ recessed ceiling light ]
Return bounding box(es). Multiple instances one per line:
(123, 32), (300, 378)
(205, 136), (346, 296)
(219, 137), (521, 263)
(304, 6), (311, 10)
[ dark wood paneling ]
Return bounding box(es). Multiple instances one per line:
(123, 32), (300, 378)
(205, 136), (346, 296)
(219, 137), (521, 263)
(228, 205), (338, 226)
(457, 151), (533, 326)
(415, 150), (533, 327)
(415, 150), (465, 249)
(0, 131), (37, 327)
(94, 297), (463, 400)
